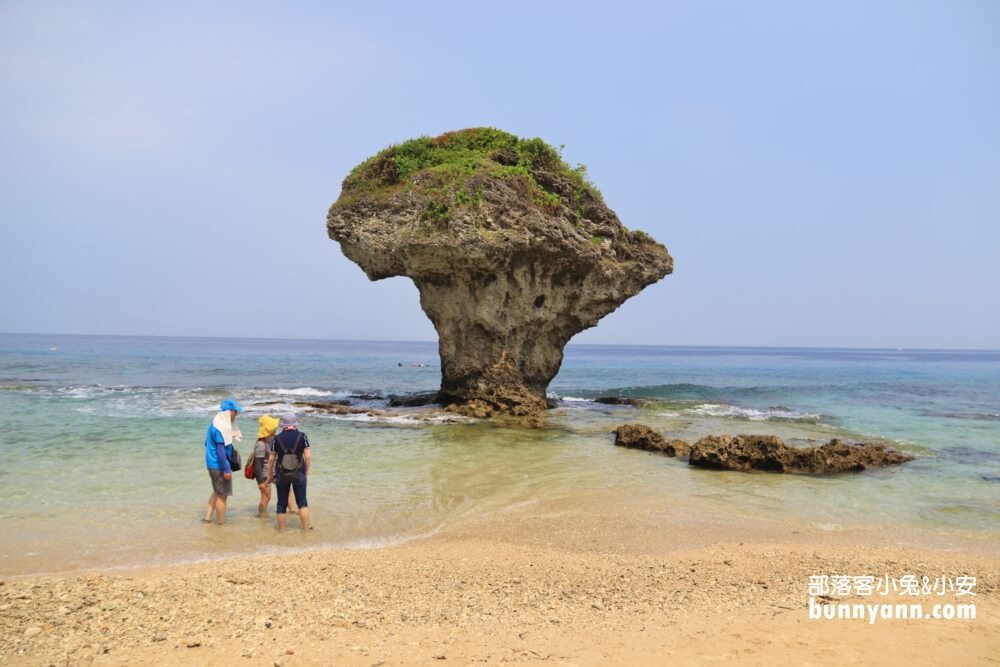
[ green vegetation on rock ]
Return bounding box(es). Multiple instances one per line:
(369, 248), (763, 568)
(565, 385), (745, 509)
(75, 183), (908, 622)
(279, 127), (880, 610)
(336, 128), (603, 224)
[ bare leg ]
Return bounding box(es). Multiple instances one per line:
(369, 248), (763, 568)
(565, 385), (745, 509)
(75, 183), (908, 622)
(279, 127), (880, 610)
(214, 496), (227, 525)
(288, 486), (298, 514)
(204, 492), (217, 522)
(298, 507), (310, 531)
(257, 484), (271, 516)
(276, 512), (287, 531)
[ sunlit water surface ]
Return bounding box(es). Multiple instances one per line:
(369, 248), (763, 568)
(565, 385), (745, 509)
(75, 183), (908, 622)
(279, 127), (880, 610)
(1, 334), (997, 574)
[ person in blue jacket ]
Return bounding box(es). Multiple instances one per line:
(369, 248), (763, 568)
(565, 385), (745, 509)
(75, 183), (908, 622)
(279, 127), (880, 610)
(202, 398), (243, 524)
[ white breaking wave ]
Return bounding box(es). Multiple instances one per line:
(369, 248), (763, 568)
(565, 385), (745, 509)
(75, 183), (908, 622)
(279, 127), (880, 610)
(243, 401), (321, 414)
(547, 392), (592, 403)
(318, 412), (472, 425)
(266, 387), (338, 398)
(54, 385), (329, 418)
(684, 403), (823, 422)
(56, 384), (144, 399)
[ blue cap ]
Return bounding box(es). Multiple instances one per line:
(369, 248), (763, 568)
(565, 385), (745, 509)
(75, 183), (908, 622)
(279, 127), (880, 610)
(220, 398), (242, 413)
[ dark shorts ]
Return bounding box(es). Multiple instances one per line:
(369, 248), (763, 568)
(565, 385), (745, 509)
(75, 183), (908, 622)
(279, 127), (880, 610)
(209, 469), (233, 497)
(275, 474), (307, 513)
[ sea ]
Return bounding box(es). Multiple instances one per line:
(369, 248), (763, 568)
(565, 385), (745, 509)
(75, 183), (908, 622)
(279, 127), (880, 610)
(0, 333), (997, 576)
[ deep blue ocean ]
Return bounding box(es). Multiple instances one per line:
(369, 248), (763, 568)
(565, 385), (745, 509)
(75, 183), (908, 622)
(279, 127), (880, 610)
(0, 334), (997, 575)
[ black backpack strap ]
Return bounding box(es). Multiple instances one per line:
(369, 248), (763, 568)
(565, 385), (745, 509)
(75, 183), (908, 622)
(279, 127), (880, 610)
(277, 432), (304, 459)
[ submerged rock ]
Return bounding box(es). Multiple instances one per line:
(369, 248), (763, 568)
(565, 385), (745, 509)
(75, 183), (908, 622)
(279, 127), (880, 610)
(387, 392), (439, 408)
(688, 435), (913, 474)
(292, 401), (366, 415)
(302, 399), (351, 407)
(292, 401), (469, 423)
(595, 396), (646, 407)
(349, 393), (384, 401)
(328, 128), (673, 416)
(614, 424), (689, 457)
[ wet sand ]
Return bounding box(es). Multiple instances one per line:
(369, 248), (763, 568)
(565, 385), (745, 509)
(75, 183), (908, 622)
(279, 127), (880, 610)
(2, 495), (998, 666)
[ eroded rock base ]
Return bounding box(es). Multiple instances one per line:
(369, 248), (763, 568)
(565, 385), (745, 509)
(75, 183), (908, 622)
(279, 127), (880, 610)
(440, 353), (549, 417)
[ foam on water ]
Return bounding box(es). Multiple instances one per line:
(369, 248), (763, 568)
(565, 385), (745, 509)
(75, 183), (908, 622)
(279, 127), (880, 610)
(685, 402), (826, 423)
(316, 412), (472, 425)
(266, 387), (340, 398)
(37, 384), (402, 418)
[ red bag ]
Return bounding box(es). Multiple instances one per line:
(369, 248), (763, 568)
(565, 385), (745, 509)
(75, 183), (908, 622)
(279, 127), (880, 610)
(243, 455), (255, 480)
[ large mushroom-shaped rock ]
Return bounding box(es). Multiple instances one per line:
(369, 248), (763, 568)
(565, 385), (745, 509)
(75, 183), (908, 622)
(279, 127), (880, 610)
(688, 435), (914, 474)
(328, 128), (673, 415)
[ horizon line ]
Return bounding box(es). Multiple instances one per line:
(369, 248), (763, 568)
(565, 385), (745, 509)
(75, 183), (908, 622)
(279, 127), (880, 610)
(0, 331), (997, 354)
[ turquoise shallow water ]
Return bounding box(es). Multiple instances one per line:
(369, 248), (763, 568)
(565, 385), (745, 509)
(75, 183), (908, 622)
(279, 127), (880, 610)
(0, 334), (997, 575)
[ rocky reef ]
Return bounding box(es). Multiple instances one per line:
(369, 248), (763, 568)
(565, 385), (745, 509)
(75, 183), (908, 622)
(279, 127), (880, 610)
(328, 128), (673, 416)
(610, 425), (913, 474)
(613, 424), (690, 457)
(687, 435), (913, 474)
(595, 396), (647, 407)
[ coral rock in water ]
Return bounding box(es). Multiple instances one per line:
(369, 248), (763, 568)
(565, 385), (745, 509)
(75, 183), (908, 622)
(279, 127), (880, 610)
(613, 424), (690, 457)
(328, 128), (673, 416)
(688, 435), (913, 474)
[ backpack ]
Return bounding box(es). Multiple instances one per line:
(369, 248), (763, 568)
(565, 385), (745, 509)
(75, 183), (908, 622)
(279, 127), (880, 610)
(277, 433), (304, 484)
(227, 444), (242, 473)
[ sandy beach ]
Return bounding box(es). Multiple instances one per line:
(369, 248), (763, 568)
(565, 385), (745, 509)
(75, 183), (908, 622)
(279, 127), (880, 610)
(2, 493), (997, 666)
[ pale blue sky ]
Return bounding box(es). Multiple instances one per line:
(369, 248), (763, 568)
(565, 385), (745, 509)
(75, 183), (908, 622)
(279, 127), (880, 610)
(1, 1), (997, 348)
